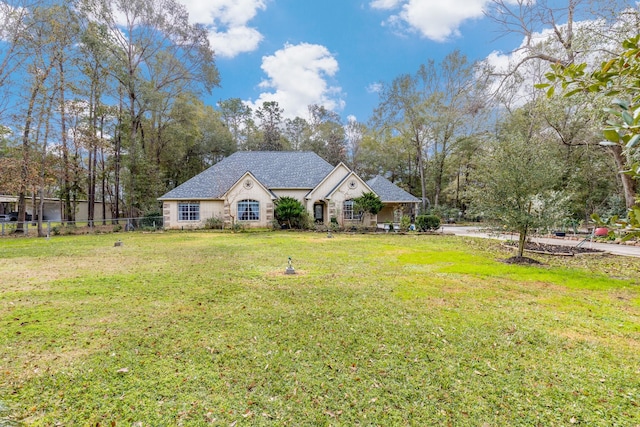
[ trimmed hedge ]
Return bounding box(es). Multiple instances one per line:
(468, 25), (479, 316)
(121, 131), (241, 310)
(415, 214), (441, 231)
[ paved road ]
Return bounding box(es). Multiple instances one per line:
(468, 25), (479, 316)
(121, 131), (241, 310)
(441, 225), (640, 258)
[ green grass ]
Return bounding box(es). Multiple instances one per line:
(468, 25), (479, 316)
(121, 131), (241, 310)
(1, 231), (639, 426)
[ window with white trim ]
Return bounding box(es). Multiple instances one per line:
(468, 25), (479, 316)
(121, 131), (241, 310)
(343, 200), (355, 220)
(238, 199), (260, 221)
(178, 202), (200, 221)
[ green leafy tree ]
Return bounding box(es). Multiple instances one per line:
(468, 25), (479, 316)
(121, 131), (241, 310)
(159, 95), (234, 189)
(534, 93), (619, 222)
(255, 101), (284, 151)
(274, 196), (305, 229)
(357, 129), (416, 190)
(282, 116), (309, 151)
(353, 192), (383, 221)
(304, 105), (346, 165)
(469, 110), (564, 258)
(218, 98), (254, 150)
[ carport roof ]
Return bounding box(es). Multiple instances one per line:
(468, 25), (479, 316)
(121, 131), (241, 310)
(366, 175), (420, 203)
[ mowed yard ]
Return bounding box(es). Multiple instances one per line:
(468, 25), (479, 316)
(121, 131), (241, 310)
(1, 231), (639, 426)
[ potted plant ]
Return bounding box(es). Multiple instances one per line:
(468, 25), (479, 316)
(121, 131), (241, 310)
(591, 213), (616, 238)
(594, 227), (609, 237)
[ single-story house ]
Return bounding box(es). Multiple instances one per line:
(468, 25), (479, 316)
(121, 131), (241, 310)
(158, 151), (420, 229)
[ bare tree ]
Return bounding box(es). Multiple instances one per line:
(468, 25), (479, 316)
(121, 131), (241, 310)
(15, 4), (77, 232)
(345, 117), (365, 172)
(0, 0), (34, 118)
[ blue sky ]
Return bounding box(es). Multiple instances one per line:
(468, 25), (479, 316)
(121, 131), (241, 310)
(178, 0), (542, 122)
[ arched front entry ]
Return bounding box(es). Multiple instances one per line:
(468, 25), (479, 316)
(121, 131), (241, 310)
(313, 201), (325, 223)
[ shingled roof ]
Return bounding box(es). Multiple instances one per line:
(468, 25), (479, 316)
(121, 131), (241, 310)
(366, 175), (420, 203)
(159, 151), (335, 200)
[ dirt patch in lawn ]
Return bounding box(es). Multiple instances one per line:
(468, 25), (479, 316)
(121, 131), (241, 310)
(504, 242), (604, 256)
(502, 256), (543, 265)
(265, 269), (308, 277)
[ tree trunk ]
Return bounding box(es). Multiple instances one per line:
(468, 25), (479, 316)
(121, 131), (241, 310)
(609, 145), (637, 209)
(37, 91), (55, 237)
(59, 61), (72, 221)
(113, 90), (124, 221)
(518, 201), (533, 258)
(415, 133), (428, 213)
(99, 115), (107, 225)
(434, 154), (446, 207)
(518, 228), (527, 258)
(87, 85), (95, 226)
(16, 79), (43, 233)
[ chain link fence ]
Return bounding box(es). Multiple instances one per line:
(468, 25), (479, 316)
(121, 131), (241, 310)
(0, 216), (164, 237)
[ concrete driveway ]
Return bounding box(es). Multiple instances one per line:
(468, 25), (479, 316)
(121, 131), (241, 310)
(441, 225), (640, 258)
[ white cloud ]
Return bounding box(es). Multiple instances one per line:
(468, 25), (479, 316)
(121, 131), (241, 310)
(0, 2), (26, 42)
(484, 49), (516, 74)
(371, 0), (515, 42)
(366, 82), (383, 94)
(402, 0), (485, 41)
(370, 0), (404, 9)
(208, 26), (264, 59)
(247, 43), (345, 119)
(178, 0), (266, 58)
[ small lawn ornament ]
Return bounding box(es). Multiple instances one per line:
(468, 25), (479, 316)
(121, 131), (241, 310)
(285, 256), (296, 275)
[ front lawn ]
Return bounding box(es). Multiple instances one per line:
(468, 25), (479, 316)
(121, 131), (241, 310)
(1, 232), (639, 425)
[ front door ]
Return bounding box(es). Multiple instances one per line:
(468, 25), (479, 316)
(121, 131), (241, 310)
(314, 203), (324, 223)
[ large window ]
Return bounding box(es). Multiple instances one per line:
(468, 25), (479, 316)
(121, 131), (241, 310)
(238, 199), (260, 221)
(343, 200), (355, 220)
(178, 202), (200, 221)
